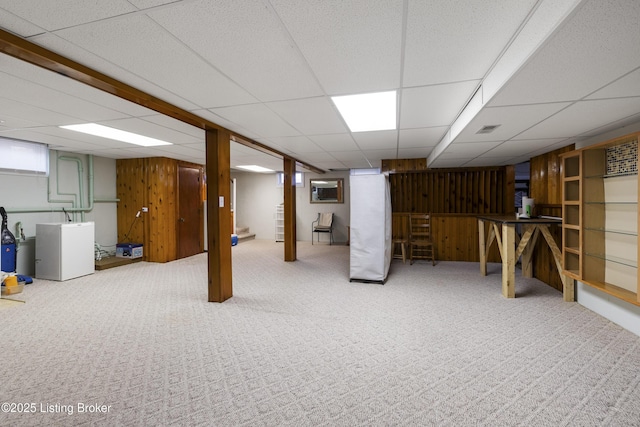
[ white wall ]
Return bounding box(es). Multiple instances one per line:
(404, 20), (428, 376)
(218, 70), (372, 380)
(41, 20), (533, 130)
(231, 170), (351, 243)
(1, 150), (117, 275)
(575, 121), (640, 337)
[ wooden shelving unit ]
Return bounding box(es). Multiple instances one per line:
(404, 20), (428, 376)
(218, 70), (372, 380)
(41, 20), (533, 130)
(560, 132), (639, 306)
(275, 204), (284, 242)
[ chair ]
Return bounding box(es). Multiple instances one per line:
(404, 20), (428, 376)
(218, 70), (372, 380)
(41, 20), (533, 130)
(312, 212), (334, 245)
(409, 213), (435, 265)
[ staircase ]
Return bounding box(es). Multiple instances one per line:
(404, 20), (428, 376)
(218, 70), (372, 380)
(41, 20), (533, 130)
(235, 226), (256, 243)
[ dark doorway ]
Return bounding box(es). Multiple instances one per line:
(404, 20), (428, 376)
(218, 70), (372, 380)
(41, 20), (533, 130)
(178, 165), (203, 259)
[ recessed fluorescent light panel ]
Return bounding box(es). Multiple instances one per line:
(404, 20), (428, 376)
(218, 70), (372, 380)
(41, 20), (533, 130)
(332, 91), (397, 132)
(60, 123), (172, 147)
(236, 165), (274, 173)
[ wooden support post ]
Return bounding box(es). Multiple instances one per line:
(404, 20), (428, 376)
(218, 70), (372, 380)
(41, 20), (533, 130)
(205, 129), (232, 302)
(283, 157), (297, 261)
(502, 223), (516, 298)
(492, 223), (504, 260)
(478, 218), (487, 276)
(539, 225), (574, 302)
(517, 225), (540, 278)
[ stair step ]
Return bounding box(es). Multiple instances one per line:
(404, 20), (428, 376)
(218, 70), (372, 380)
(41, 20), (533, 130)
(236, 232), (255, 243)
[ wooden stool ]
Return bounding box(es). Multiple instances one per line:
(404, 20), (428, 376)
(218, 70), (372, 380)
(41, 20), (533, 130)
(392, 238), (407, 263)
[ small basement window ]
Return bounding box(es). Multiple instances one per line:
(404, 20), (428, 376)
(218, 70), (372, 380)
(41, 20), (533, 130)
(0, 137), (49, 176)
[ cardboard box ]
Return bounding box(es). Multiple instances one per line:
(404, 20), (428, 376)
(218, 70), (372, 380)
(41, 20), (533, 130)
(116, 243), (143, 259)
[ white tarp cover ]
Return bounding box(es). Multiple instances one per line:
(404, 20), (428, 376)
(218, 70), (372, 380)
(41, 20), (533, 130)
(349, 174), (392, 283)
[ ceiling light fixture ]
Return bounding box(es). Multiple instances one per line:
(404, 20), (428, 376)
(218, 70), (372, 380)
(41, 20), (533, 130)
(332, 91), (397, 132)
(60, 123), (172, 147)
(236, 165), (274, 173)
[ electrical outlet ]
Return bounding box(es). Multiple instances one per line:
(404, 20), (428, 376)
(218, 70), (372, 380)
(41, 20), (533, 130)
(142, 207), (148, 213)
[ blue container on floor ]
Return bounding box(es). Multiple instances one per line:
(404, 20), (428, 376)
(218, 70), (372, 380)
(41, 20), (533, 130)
(1, 243), (16, 272)
(231, 234), (238, 246)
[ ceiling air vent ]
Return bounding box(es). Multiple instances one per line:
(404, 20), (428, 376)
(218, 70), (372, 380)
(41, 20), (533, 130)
(476, 125), (501, 134)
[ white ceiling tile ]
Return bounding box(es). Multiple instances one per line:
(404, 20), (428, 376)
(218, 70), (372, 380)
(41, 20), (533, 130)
(0, 109), (43, 129)
(76, 146), (159, 159)
(1, 1), (639, 169)
(0, 8), (46, 37)
(518, 98), (640, 140)
(310, 161), (348, 170)
(579, 113), (640, 138)
(98, 117), (201, 145)
(587, 68), (640, 100)
(53, 15), (257, 109)
(29, 33), (202, 112)
(0, 98), (82, 126)
(210, 104), (301, 138)
(352, 130), (398, 150)
(128, 0), (178, 8)
(455, 103), (571, 142)
(486, 138), (569, 156)
(490, 0), (640, 105)
(332, 151), (368, 161)
(231, 143), (261, 156)
(232, 154), (283, 171)
(152, 143), (206, 163)
(398, 127), (447, 149)
(349, 159), (380, 169)
(481, 0), (586, 104)
(0, 53), (170, 119)
(308, 134), (359, 152)
(140, 114), (204, 140)
(463, 156), (514, 167)
(397, 148), (434, 159)
(193, 109), (262, 141)
(0, 128), (100, 149)
(267, 97), (348, 135)
(400, 81), (480, 128)
(526, 140), (576, 158)
(362, 149), (398, 162)
(271, 0), (403, 94)
(444, 141), (502, 156)
(267, 136), (322, 153)
(147, 0), (323, 101)
(0, 0), (137, 31)
(429, 157), (476, 168)
(295, 152), (339, 163)
(403, 0), (537, 86)
(0, 72), (132, 123)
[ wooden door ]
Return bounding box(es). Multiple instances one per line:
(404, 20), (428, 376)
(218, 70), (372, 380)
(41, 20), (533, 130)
(178, 165), (203, 259)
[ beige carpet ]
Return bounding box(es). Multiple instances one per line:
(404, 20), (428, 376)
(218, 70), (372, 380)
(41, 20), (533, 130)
(1, 240), (639, 426)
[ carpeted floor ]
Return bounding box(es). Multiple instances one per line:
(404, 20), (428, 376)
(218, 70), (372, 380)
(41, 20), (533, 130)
(1, 240), (639, 426)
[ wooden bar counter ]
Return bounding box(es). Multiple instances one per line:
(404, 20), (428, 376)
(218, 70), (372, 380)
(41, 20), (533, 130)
(477, 215), (574, 301)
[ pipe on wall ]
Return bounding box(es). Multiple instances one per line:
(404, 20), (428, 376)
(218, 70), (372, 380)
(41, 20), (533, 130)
(6, 154), (119, 215)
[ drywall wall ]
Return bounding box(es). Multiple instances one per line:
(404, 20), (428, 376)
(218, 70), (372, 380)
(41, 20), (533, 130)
(1, 150), (117, 274)
(231, 170), (351, 243)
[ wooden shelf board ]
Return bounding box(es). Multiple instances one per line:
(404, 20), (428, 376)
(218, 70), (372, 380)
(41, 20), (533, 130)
(581, 279), (639, 307)
(563, 270), (580, 280)
(564, 247), (580, 255)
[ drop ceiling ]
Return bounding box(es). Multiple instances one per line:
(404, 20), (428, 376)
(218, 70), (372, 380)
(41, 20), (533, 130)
(0, 0), (639, 172)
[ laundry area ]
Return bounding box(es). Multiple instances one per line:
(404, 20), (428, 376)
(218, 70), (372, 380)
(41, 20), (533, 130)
(0, 149), (119, 303)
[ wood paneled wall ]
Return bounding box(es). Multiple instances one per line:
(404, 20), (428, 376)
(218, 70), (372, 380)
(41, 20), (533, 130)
(389, 166), (514, 264)
(529, 145), (575, 291)
(389, 167), (514, 214)
(117, 157), (203, 263)
(393, 213), (501, 261)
